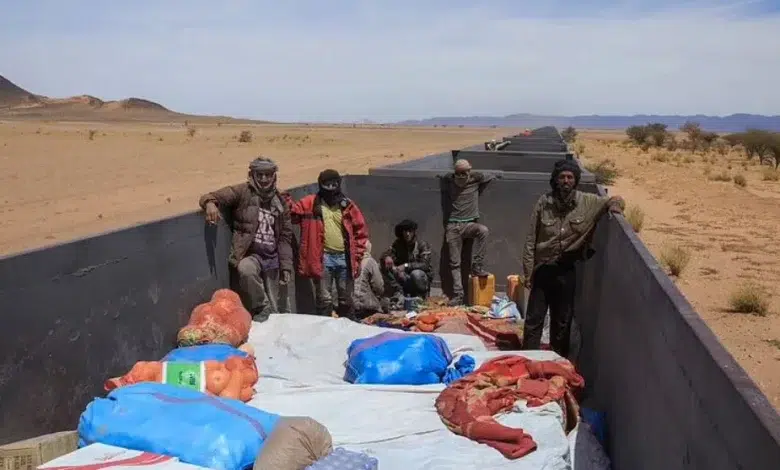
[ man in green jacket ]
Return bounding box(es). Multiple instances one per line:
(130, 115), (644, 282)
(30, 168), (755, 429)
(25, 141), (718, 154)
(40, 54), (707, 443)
(521, 159), (624, 357)
(199, 157), (293, 321)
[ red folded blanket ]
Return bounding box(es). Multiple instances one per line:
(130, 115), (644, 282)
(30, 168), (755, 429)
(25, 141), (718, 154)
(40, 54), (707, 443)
(435, 355), (584, 459)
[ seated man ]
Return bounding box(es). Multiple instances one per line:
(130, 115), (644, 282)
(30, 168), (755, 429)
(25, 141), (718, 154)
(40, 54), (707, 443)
(199, 157), (292, 321)
(381, 219), (433, 303)
(352, 240), (385, 319)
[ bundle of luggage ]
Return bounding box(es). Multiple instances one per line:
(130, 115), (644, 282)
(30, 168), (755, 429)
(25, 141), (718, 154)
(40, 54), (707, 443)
(5, 286), (582, 470)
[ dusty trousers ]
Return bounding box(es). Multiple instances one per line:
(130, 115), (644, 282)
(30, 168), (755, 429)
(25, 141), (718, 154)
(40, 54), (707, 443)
(236, 256), (286, 321)
(522, 262), (576, 358)
(314, 252), (354, 319)
(445, 221), (488, 297)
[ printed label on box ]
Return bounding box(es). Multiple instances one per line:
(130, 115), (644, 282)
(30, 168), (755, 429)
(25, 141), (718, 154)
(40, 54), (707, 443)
(161, 362), (206, 392)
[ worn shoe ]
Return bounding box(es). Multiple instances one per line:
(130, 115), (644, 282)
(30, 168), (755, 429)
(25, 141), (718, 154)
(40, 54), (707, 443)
(471, 267), (491, 277)
(447, 296), (464, 307)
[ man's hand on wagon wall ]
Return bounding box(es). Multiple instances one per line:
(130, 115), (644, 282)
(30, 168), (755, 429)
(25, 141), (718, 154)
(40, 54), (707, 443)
(607, 195), (625, 218)
(205, 201), (221, 225)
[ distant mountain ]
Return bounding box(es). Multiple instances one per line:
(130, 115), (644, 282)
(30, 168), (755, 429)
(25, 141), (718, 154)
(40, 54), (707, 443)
(0, 74), (266, 123)
(396, 113), (780, 132)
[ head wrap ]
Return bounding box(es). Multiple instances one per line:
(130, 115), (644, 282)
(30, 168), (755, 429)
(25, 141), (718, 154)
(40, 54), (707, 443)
(454, 159), (472, 171)
(248, 156), (278, 200)
(318, 169), (341, 186)
(249, 156), (278, 172)
(549, 159), (581, 190)
(317, 169), (344, 206)
(394, 219), (418, 239)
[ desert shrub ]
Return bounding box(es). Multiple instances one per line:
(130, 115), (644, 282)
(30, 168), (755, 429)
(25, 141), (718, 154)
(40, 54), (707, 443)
(733, 174), (747, 187)
(88, 129), (97, 140)
(561, 126), (578, 143)
(762, 167), (780, 181)
(728, 282), (770, 316)
(585, 159), (619, 185)
(659, 244), (691, 277)
(646, 123), (670, 147)
(651, 152), (668, 163)
(682, 155), (695, 164)
(626, 125), (649, 146)
(625, 205), (645, 233)
(713, 140), (729, 156)
(238, 130), (253, 143)
(186, 127), (197, 138)
(576, 142), (586, 156)
(708, 171), (731, 182)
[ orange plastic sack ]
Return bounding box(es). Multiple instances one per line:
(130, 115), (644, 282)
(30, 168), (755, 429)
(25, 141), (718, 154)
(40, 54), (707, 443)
(105, 355), (259, 402)
(177, 289), (252, 347)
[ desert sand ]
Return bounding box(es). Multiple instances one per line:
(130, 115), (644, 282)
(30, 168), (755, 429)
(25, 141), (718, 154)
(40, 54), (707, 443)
(579, 131), (780, 409)
(0, 120), (507, 254)
(1, 120), (778, 410)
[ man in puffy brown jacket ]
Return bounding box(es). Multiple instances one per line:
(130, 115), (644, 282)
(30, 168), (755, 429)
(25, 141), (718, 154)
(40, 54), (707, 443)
(199, 157), (293, 321)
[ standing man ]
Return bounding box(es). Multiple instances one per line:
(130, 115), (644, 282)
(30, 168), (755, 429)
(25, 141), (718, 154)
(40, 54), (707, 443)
(439, 159), (502, 306)
(199, 157), (293, 321)
(521, 159), (624, 357)
(381, 219), (434, 302)
(282, 169), (368, 318)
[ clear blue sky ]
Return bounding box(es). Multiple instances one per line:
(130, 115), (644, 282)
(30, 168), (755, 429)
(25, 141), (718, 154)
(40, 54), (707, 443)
(1, 1), (779, 122)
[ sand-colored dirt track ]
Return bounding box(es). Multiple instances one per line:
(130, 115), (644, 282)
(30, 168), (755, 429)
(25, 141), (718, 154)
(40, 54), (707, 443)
(1, 121), (778, 409)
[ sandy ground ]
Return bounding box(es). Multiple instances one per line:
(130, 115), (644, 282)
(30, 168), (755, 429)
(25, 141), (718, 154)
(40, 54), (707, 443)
(0, 121), (507, 254)
(1, 121), (778, 409)
(579, 130), (780, 409)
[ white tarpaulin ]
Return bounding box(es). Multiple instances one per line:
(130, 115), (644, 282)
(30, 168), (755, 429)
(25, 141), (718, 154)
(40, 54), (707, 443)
(246, 314), (579, 470)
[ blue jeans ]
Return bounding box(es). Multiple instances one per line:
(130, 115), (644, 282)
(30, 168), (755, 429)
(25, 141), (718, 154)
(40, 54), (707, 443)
(315, 252), (353, 317)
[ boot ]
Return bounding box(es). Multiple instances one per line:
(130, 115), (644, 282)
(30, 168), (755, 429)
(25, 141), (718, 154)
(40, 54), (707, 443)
(447, 295), (464, 307)
(471, 265), (490, 278)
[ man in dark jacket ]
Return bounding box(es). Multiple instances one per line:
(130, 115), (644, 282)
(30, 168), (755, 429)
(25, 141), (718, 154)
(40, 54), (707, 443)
(199, 157), (293, 321)
(282, 169), (369, 318)
(521, 159), (624, 357)
(439, 159), (502, 306)
(381, 219), (433, 303)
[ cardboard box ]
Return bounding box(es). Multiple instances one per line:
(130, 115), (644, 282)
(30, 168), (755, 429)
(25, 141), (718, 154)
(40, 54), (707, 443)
(0, 431), (79, 470)
(37, 443), (207, 470)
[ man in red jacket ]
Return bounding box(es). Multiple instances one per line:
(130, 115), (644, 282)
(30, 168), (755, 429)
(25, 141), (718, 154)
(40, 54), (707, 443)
(282, 169), (369, 318)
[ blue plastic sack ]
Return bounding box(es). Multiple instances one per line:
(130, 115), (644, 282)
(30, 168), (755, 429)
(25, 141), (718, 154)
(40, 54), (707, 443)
(581, 407), (607, 447)
(442, 354), (476, 385)
(162, 344), (248, 362)
(78, 382), (279, 470)
(344, 332), (455, 385)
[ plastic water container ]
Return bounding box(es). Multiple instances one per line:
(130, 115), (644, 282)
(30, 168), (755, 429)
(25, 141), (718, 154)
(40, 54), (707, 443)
(468, 273), (495, 307)
(305, 448), (378, 470)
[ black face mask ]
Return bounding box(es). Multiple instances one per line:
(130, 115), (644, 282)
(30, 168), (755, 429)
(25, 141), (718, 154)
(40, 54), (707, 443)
(318, 180), (343, 206)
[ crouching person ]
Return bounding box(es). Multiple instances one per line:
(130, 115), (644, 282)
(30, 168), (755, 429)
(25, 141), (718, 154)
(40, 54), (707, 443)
(199, 157), (293, 321)
(282, 169), (369, 319)
(352, 240), (385, 319)
(521, 159), (624, 358)
(381, 219), (433, 305)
